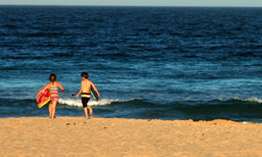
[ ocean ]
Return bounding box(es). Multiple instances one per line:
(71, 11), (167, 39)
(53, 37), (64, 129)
(0, 6), (262, 122)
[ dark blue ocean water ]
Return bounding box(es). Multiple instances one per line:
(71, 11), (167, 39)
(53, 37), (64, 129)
(0, 6), (262, 122)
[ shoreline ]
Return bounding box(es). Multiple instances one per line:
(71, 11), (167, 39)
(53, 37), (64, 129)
(1, 117), (262, 156)
(0, 116), (259, 124)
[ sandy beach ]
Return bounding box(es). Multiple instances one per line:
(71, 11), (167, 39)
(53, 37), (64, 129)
(0, 117), (261, 157)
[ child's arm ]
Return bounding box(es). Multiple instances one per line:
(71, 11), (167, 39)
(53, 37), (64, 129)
(91, 82), (100, 98)
(75, 81), (83, 98)
(57, 82), (65, 93)
(36, 83), (49, 98)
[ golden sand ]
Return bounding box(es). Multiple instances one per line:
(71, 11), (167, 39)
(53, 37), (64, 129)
(0, 117), (261, 156)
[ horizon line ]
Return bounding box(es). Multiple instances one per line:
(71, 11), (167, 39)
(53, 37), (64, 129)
(0, 4), (262, 8)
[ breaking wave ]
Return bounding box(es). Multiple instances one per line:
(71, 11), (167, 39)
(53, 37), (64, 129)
(217, 97), (262, 104)
(58, 98), (139, 107)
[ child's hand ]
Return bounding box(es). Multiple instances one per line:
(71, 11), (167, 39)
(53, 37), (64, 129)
(75, 95), (79, 98)
(62, 89), (65, 93)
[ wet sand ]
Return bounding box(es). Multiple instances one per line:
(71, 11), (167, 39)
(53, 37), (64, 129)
(0, 117), (261, 156)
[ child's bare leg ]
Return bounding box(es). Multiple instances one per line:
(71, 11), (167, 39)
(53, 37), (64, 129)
(87, 105), (93, 115)
(49, 102), (52, 118)
(51, 100), (58, 119)
(84, 107), (88, 119)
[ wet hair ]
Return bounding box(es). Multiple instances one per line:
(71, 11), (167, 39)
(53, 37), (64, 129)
(81, 72), (89, 79)
(49, 74), (57, 82)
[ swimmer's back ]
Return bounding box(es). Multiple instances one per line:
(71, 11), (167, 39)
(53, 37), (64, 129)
(81, 79), (92, 93)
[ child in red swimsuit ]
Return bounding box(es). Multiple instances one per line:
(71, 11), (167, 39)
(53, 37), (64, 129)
(37, 74), (64, 119)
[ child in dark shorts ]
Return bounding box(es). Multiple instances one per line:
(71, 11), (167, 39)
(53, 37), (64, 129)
(76, 72), (100, 119)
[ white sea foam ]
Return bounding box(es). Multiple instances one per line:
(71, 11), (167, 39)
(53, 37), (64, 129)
(244, 97), (262, 103)
(218, 97), (262, 103)
(58, 98), (137, 107)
